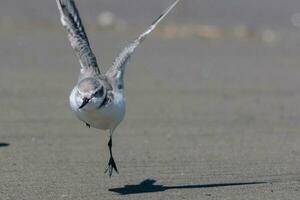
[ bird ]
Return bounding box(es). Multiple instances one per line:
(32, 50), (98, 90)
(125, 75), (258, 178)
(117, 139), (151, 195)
(56, 0), (179, 177)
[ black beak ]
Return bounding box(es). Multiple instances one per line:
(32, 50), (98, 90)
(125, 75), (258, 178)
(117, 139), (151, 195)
(79, 97), (91, 109)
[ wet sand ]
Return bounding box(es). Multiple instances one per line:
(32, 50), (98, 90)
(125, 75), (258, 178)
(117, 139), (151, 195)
(1, 1), (300, 199)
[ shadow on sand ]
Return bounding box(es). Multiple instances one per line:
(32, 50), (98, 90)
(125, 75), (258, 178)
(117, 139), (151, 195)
(0, 143), (9, 148)
(109, 179), (267, 195)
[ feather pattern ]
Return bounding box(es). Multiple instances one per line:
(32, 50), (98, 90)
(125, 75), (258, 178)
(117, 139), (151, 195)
(56, 0), (101, 74)
(106, 0), (180, 89)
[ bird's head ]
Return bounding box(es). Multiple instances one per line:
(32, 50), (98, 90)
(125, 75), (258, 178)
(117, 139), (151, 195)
(76, 77), (107, 111)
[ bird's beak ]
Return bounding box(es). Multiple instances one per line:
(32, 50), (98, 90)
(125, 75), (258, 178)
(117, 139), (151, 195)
(79, 97), (91, 109)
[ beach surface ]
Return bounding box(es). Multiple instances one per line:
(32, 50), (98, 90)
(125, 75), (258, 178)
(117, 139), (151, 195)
(0, 0), (300, 199)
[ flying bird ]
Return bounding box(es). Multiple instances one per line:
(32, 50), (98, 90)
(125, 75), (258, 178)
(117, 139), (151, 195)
(56, 0), (179, 177)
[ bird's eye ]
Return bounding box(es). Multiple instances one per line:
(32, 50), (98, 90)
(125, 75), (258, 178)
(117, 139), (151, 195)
(94, 87), (104, 97)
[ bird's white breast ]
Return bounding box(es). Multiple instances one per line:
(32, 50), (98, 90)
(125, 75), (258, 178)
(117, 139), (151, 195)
(70, 88), (125, 131)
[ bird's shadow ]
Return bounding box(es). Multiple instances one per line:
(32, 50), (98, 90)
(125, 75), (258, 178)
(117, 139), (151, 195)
(0, 143), (9, 148)
(109, 179), (267, 195)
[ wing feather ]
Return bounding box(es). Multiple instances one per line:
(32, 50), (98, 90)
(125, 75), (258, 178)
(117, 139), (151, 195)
(56, 0), (101, 74)
(106, 0), (180, 87)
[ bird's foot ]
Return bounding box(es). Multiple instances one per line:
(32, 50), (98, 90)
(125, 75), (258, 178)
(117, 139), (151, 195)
(104, 156), (118, 177)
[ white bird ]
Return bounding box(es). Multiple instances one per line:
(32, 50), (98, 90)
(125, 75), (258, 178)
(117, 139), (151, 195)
(56, 0), (179, 176)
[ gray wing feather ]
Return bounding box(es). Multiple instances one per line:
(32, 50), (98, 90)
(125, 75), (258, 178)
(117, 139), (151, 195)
(56, 0), (101, 74)
(105, 0), (180, 87)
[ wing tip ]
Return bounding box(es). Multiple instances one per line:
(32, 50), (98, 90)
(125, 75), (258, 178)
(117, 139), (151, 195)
(165, 0), (181, 16)
(173, 0), (181, 7)
(151, 0), (180, 26)
(56, 0), (62, 10)
(56, 0), (67, 15)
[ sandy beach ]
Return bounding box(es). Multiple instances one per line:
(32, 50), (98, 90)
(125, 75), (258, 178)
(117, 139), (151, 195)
(0, 0), (300, 199)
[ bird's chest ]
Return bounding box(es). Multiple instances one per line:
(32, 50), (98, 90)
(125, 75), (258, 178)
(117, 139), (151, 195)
(94, 94), (126, 128)
(70, 90), (125, 130)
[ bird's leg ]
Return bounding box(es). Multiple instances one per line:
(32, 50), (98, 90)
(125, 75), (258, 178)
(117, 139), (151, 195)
(104, 130), (118, 177)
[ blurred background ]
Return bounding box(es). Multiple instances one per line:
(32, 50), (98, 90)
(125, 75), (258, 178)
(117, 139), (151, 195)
(1, 0), (300, 199)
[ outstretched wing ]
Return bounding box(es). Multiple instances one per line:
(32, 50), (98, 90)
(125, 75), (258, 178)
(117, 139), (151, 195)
(106, 0), (180, 89)
(56, 0), (101, 74)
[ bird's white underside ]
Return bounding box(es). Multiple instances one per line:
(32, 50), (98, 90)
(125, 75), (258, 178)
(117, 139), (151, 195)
(70, 87), (125, 131)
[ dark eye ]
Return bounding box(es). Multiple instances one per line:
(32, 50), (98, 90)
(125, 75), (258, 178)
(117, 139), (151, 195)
(94, 87), (104, 97)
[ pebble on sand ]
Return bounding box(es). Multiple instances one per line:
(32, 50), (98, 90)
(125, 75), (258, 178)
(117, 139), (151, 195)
(233, 25), (255, 40)
(261, 29), (277, 43)
(195, 24), (224, 39)
(97, 11), (128, 32)
(97, 11), (117, 29)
